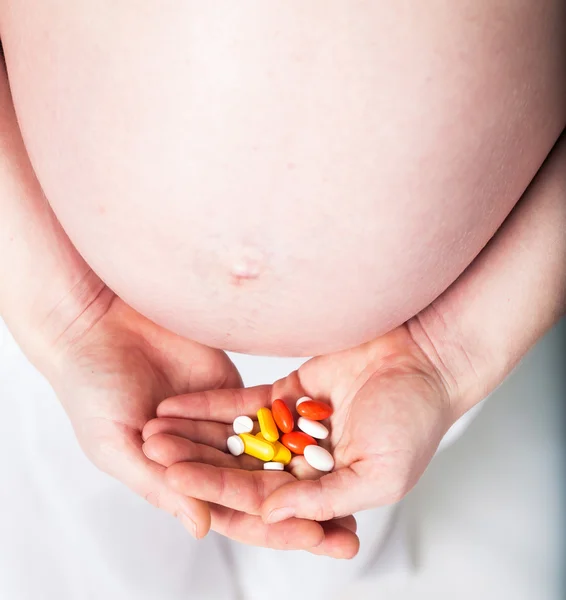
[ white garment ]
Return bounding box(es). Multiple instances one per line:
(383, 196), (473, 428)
(0, 321), (479, 600)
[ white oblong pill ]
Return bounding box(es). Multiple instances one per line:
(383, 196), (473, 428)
(297, 417), (329, 440)
(304, 445), (334, 472)
(233, 415), (254, 435)
(227, 435), (245, 456)
(296, 396), (312, 408)
(263, 462), (285, 471)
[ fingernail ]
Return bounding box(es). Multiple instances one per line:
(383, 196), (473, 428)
(179, 513), (199, 539)
(266, 507), (295, 524)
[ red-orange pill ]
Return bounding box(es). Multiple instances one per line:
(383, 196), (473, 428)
(271, 399), (294, 434)
(281, 431), (317, 455)
(297, 400), (333, 421)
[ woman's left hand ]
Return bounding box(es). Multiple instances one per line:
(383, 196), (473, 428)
(142, 324), (456, 557)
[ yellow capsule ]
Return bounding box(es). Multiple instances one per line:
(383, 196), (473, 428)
(256, 433), (292, 466)
(257, 407), (279, 442)
(239, 433), (275, 462)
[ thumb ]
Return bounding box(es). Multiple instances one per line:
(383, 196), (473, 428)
(261, 467), (371, 524)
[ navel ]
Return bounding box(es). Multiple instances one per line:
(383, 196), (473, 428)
(229, 245), (265, 285)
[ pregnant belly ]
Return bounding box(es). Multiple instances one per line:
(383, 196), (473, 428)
(2, 1), (565, 355)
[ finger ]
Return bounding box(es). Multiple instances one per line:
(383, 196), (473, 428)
(136, 459), (212, 539)
(287, 455), (324, 480)
(142, 433), (261, 470)
(307, 520), (360, 559)
(333, 515), (358, 534)
(172, 493), (212, 541)
(221, 358), (244, 390)
(157, 386), (272, 423)
(98, 426), (212, 539)
(261, 466), (367, 523)
(142, 417), (231, 450)
(212, 506), (359, 558)
(165, 462), (294, 515)
(210, 504), (325, 551)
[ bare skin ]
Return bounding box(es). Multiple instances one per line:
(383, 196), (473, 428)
(51, 295), (359, 556)
(0, 1), (564, 562)
(1, 1), (564, 355)
(143, 324), (448, 560)
(144, 130), (566, 555)
(0, 50), (357, 556)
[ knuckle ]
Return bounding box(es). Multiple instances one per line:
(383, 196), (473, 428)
(217, 468), (228, 503)
(251, 474), (265, 514)
(201, 391), (213, 420)
(314, 504), (335, 522)
(231, 389), (246, 421)
(313, 480), (336, 521)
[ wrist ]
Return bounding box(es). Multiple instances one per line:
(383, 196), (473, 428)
(408, 131), (566, 420)
(4, 266), (115, 379)
(406, 304), (498, 421)
(0, 60), (116, 380)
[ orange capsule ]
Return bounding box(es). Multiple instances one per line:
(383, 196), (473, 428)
(271, 399), (294, 434)
(281, 431), (317, 455)
(297, 400), (333, 421)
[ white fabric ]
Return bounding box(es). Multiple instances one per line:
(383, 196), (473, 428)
(0, 321), (480, 600)
(344, 319), (566, 600)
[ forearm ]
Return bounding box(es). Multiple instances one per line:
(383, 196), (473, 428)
(409, 130), (566, 417)
(0, 59), (112, 370)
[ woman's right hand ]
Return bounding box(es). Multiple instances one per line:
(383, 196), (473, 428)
(37, 277), (357, 556)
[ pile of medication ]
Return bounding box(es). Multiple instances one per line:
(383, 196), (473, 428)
(227, 397), (335, 472)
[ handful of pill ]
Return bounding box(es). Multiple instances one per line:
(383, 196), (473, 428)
(227, 396), (335, 473)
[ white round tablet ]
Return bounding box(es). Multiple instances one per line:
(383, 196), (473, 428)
(297, 417), (329, 440)
(227, 435), (245, 456)
(296, 396), (312, 408)
(263, 462), (285, 471)
(304, 445), (334, 472)
(233, 415), (254, 435)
